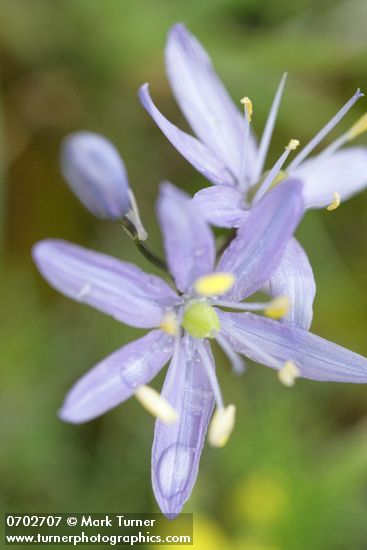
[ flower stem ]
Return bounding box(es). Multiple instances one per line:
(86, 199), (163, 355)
(121, 217), (168, 273)
(135, 240), (168, 272)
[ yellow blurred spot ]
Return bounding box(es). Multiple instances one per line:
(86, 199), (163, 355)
(264, 296), (289, 319)
(166, 515), (231, 550)
(233, 471), (289, 525)
(347, 113), (367, 140)
(286, 139), (300, 151)
(135, 385), (177, 424)
(160, 311), (179, 336)
(278, 361), (300, 387)
(195, 272), (236, 297)
(208, 405), (236, 447)
(326, 191), (341, 211)
(240, 96), (253, 121)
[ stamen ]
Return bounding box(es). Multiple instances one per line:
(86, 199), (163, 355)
(240, 97), (253, 121)
(213, 297), (285, 314)
(287, 139), (300, 150)
(347, 113), (367, 140)
(135, 385), (178, 424)
(208, 404), (236, 448)
(288, 88), (364, 172)
(160, 311), (179, 336)
(194, 272), (236, 297)
(253, 72), (288, 182)
(310, 113), (367, 164)
(253, 139), (300, 203)
(278, 361), (300, 387)
(238, 96), (253, 192)
(197, 341), (224, 409)
(264, 296), (290, 319)
(215, 332), (247, 376)
(326, 192), (341, 211)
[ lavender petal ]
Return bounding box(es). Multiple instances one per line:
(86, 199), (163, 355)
(165, 23), (257, 181)
(220, 312), (367, 383)
(32, 240), (179, 328)
(59, 330), (174, 424)
(293, 146), (367, 208)
(264, 238), (316, 330)
(157, 183), (215, 293)
(217, 179), (305, 301)
(192, 185), (248, 228)
(139, 84), (235, 186)
(152, 335), (214, 518)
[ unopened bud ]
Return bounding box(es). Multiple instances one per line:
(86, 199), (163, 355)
(61, 132), (130, 220)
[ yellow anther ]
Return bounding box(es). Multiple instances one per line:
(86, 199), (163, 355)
(240, 97), (253, 121)
(278, 361), (300, 387)
(264, 296), (290, 320)
(135, 385), (178, 424)
(326, 191), (341, 211)
(286, 139), (300, 151)
(208, 404), (236, 448)
(194, 272), (236, 297)
(347, 113), (367, 140)
(160, 311), (179, 336)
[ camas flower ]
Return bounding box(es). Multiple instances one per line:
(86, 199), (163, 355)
(139, 23), (367, 330)
(140, 23), (367, 216)
(33, 181), (367, 518)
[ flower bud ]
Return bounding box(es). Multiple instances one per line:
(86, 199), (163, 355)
(61, 131), (131, 220)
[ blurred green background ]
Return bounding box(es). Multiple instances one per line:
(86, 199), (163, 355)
(1, 0), (367, 548)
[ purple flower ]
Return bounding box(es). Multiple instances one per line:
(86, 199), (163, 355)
(61, 132), (131, 220)
(33, 181), (367, 518)
(139, 23), (367, 330)
(139, 23), (367, 213)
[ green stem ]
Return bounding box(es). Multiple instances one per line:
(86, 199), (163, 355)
(121, 217), (168, 274)
(135, 240), (168, 272)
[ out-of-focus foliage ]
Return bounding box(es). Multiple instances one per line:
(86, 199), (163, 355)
(1, 1), (367, 549)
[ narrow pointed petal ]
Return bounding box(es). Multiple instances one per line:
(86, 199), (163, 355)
(139, 84), (235, 186)
(264, 238), (316, 330)
(157, 183), (215, 292)
(217, 179), (305, 300)
(252, 72), (288, 182)
(293, 147), (367, 208)
(33, 240), (179, 328)
(152, 335), (214, 517)
(219, 312), (367, 383)
(165, 23), (257, 180)
(192, 185), (248, 228)
(59, 330), (174, 424)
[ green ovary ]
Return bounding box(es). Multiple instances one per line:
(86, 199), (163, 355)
(182, 302), (220, 339)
